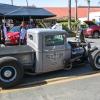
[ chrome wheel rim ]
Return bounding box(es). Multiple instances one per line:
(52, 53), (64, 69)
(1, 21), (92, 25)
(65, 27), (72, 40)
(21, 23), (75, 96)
(94, 32), (99, 38)
(94, 54), (100, 69)
(0, 66), (17, 82)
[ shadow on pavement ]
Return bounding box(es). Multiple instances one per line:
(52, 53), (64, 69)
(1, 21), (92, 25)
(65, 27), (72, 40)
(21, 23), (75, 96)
(2, 64), (98, 91)
(1, 38), (100, 91)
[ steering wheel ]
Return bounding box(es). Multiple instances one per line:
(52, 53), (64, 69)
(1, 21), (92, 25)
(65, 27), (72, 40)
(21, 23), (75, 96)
(51, 41), (54, 44)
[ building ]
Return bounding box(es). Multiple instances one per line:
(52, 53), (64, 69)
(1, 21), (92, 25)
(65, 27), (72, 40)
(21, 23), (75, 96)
(44, 6), (100, 19)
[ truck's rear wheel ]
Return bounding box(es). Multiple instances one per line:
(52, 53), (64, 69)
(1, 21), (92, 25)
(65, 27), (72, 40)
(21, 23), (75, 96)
(90, 50), (100, 70)
(0, 57), (24, 88)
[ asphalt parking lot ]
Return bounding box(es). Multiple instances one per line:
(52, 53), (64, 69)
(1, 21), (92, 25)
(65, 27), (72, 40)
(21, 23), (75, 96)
(1, 67), (100, 100)
(0, 37), (100, 100)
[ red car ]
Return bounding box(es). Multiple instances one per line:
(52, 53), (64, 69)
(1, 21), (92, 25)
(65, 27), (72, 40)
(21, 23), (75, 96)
(83, 21), (100, 38)
(5, 25), (33, 45)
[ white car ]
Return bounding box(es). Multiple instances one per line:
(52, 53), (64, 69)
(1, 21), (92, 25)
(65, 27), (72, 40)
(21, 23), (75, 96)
(52, 23), (62, 30)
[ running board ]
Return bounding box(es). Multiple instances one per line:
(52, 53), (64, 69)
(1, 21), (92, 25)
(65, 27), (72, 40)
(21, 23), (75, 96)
(24, 71), (38, 75)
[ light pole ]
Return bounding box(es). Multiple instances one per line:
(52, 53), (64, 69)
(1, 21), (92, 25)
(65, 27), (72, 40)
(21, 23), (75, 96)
(26, 0), (28, 6)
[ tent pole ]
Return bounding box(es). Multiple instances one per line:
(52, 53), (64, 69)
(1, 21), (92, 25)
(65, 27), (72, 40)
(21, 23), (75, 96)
(23, 16), (24, 21)
(30, 15), (31, 25)
(4, 15), (5, 26)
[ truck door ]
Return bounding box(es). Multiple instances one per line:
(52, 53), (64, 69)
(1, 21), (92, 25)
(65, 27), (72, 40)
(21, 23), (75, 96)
(42, 33), (66, 72)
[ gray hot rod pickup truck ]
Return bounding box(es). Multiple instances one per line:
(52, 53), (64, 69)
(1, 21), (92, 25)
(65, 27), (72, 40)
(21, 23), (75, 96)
(0, 28), (99, 88)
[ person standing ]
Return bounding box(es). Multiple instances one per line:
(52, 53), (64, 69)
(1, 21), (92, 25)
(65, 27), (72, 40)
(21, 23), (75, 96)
(0, 25), (2, 46)
(0, 23), (7, 45)
(19, 22), (26, 45)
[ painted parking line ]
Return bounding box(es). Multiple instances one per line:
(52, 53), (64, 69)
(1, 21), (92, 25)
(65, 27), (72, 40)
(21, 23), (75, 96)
(17, 71), (99, 87)
(1, 71), (100, 94)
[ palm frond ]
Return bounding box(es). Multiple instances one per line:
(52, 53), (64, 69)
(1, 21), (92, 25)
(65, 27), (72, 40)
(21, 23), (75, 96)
(75, 0), (78, 2)
(85, 0), (90, 2)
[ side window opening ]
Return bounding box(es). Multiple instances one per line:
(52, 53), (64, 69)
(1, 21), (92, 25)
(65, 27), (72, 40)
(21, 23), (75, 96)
(45, 34), (64, 46)
(28, 34), (33, 40)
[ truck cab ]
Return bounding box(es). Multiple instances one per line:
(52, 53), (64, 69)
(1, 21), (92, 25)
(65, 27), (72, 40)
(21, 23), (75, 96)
(27, 28), (71, 73)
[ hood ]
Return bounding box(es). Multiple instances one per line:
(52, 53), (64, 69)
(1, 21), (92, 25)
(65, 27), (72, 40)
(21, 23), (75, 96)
(83, 21), (97, 26)
(7, 32), (20, 36)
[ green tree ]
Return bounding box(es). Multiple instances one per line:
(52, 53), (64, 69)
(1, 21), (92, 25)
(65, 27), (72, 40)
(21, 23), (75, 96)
(68, 0), (71, 30)
(85, 0), (90, 20)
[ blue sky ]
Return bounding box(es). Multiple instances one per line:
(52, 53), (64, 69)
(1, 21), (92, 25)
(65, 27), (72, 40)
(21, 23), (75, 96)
(0, 0), (100, 7)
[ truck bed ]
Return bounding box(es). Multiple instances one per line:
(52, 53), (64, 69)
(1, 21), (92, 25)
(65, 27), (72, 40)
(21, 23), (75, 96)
(0, 45), (35, 56)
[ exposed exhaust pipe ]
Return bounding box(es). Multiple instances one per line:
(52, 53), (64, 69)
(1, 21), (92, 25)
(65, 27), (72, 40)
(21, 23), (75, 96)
(64, 55), (82, 70)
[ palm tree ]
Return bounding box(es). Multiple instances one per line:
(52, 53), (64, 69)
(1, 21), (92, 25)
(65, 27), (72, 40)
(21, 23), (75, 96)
(98, 1), (100, 4)
(85, 0), (90, 20)
(68, 0), (71, 30)
(75, 0), (78, 22)
(26, 0), (28, 6)
(11, 0), (13, 5)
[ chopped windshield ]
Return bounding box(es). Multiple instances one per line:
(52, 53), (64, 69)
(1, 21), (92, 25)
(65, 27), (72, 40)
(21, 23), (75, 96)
(45, 35), (64, 46)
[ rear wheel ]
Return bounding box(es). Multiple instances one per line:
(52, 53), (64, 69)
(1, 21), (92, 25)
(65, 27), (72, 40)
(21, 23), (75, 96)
(90, 50), (100, 70)
(0, 57), (24, 88)
(93, 31), (99, 38)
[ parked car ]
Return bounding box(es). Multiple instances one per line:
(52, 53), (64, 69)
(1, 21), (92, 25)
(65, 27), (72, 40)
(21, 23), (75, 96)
(82, 21), (100, 38)
(5, 25), (33, 45)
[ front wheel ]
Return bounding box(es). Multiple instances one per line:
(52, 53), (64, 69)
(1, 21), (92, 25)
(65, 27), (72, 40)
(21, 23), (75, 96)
(93, 32), (99, 38)
(90, 50), (100, 70)
(0, 57), (24, 88)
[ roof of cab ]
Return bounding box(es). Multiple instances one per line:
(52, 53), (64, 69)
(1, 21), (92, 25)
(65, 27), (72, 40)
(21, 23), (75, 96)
(27, 28), (67, 35)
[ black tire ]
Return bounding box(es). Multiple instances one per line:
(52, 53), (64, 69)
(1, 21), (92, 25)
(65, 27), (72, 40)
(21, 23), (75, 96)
(85, 36), (88, 38)
(0, 57), (24, 88)
(90, 50), (100, 70)
(93, 31), (99, 38)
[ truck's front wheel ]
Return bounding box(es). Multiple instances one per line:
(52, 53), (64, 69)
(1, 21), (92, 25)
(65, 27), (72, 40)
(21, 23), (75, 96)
(0, 57), (24, 88)
(90, 50), (100, 70)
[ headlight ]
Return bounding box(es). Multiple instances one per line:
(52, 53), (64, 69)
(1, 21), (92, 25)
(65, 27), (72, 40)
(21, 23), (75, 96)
(12, 35), (19, 38)
(88, 32), (91, 35)
(87, 28), (92, 31)
(7, 36), (10, 38)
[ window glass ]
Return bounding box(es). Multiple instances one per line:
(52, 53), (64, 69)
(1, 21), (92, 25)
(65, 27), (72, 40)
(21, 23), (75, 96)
(28, 34), (33, 40)
(45, 35), (64, 46)
(26, 25), (33, 30)
(10, 25), (33, 32)
(10, 26), (20, 32)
